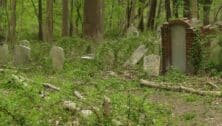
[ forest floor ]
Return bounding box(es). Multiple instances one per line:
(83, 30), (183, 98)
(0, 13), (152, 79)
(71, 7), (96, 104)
(0, 37), (222, 125)
(1, 61), (222, 126)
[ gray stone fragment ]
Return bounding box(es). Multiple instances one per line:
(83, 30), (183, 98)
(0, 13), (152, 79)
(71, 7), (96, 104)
(143, 54), (160, 76)
(124, 45), (148, 66)
(19, 40), (30, 47)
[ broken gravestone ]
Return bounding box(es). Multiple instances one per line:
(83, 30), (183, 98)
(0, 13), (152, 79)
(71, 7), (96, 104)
(13, 45), (31, 66)
(143, 54), (160, 76)
(0, 43), (9, 66)
(19, 40), (30, 47)
(124, 45), (148, 67)
(126, 24), (139, 37)
(50, 46), (65, 71)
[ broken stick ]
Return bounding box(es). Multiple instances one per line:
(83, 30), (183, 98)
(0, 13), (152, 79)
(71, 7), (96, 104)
(140, 79), (222, 97)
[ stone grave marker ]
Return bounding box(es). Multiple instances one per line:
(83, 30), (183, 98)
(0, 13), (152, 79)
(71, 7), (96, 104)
(13, 45), (31, 66)
(143, 54), (160, 76)
(161, 19), (196, 73)
(50, 46), (65, 71)
(124, 45), (148, 67)
(0, 43), (9, 65)
(19, 40), (30, 47)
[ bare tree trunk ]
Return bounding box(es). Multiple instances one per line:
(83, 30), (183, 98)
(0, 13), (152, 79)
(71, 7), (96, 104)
(147, 0), (157, 30)
(126, 0), (136, 28)
(62, 0), (69, 37)
(138, 0), (145, 31)
(8, 0), (16, 46)
(183, 0), (191, 19)
(83, 0), (103, 41)
(191, 0), (198, 19)
(165, 0), (171, 21)
(38, 0), (43, 40)
(46, 0), (53, 43)
(172, 0), (179, 18)
(203, 0), (213, 25)
(69, 0), (74, 36)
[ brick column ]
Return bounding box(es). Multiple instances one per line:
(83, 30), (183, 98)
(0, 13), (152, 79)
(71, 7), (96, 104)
(161, 23), (170, 73)
(186, 27), (195, 73)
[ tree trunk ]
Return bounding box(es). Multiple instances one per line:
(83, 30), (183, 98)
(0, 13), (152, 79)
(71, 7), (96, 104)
(8, 0), (16, 46)
(83, 0), (103, 41)
(191, 0), (198, 19)
(38, 0), (43, 40)
(46, 0), (53, 43)
(138, 0), (145, 31)
(203, 0), (213, 25)
(147, 0), (157, 30)
(183, 0), (191, 19)
(62, 0), (69, 37)
(69, 0), (74, 36)
(165, 0), (171, 21)
(172, 0), (179, 18)
(126, 0), (136, 29)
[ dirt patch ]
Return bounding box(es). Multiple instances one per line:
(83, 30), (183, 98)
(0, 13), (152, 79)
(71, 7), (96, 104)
(148, 91), (222, 125)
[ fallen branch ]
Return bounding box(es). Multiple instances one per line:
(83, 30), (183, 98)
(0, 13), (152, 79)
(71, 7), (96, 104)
(206, 81), (219, 89)
(43, 83), (60, 91)
(140, 79), (222, 97)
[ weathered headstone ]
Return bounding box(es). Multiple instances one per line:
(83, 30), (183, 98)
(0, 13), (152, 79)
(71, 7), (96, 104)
(13, 45), (31, 66)
(126, 24), (139, 37)
(0, 44), (9, 65)
(143, 54), (160, 76)
(124, 45), (148, 67)
(19, 40), (30, 47)
(50, 46), (65, 71)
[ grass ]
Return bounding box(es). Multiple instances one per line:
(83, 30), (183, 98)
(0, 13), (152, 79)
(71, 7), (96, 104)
(0, 36), (222, 125)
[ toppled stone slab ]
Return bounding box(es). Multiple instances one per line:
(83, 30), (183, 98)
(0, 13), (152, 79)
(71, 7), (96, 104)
(43, 83), (60, 91)
(63, 101), (78, 112)
(81, 54), (95, 60)
(143, 54), (160, 76)
(80, 110), (93, 118)
(124, 45), (148, 67)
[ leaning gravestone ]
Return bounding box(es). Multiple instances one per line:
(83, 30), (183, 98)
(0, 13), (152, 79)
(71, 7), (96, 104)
(13, 45), (31, 66)
(124, 45), (148, 67)
(50, 46), (65, 71)
(0, 43), (9, 66)
(143, 54), (160, 76)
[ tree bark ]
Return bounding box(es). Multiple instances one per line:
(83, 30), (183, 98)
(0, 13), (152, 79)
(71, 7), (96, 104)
(203, 0), (213, 25)
(140, 79), (222, 97)
(165, 0), (171, 21)
(183, 0), (191, 19)
(8, 0), (16, 46)
(83, 0), (103, 41)
(46, 0), (53, 43)
(172, 0), (179, 18)
(191, 0), (198, 19)
(38, 0), (43, 40)
(138, 0), (145, 31)
(126, 0), (136, 29)
(69, 0), (74, 36)
(147, 0), (157, 30)
(62, 0), (69, 37)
